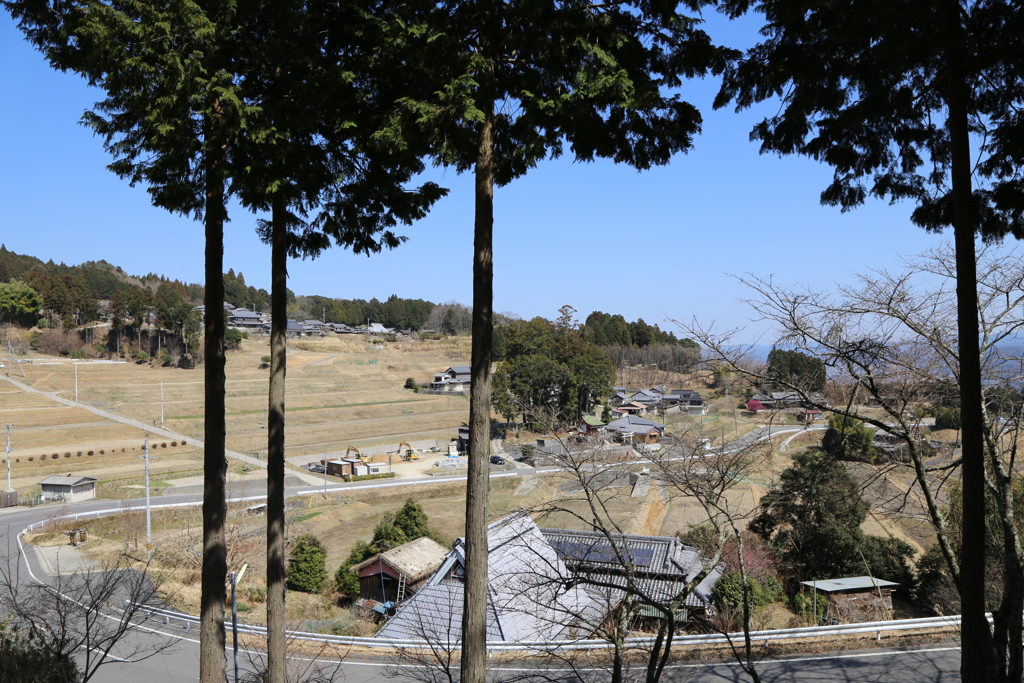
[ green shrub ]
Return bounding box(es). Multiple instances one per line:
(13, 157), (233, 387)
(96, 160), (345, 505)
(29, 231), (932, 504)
(261, 355), (272, 364)
(933, 406), (962, 430)
(342, 472), (396, 483)
(93, 343), (106, 355)
(287, 535), (327, 593)
(404, 377), (419, 391)
(0, 623), (81, 683)
(135, 350), (149, 361)
(70, 349), (86, 359)
(712, 571), (781, 611)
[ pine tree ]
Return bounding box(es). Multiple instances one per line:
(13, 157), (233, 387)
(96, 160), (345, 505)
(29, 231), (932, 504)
(374, 3), (727, 679)
(715, 2), (1024, 676)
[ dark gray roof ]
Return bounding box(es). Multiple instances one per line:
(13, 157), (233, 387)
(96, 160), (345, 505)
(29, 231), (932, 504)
(605, 415), (665, 434)
(448, 366), (471, 375)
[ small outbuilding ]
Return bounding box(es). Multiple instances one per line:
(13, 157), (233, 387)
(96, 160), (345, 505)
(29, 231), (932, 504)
(38, 474), (98, 503)
(351, 536), (449, 611)
(801, 576), (899, 624)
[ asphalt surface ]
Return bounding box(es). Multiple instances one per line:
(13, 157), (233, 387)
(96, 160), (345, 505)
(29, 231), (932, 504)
(0, 430), (965, 682)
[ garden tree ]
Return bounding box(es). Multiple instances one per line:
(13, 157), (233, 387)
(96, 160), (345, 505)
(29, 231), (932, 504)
(492, 310), (614, 425)
(0, 281), (42, 327)
(123, 284), (154, 349)
(650, 436), (773, 683)
(393, 499), (432, 540)
(715, 1), (1024, 677)
(286, 535), (327, 594)
(5, 2), (253, 680)
(107, 290), (126, 352)
(379, 4), (726, 678)
(333, 504), (439, 597)
(748, 451), (913, 585)
(683, 243), (1024, 676)
(821, 414), (877, 463)
(155, 284), (201, 359)
(765, 349), (825, 392)
(228, 9), (445, 679)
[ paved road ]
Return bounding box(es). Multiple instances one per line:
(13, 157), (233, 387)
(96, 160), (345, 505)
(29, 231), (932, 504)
(1, 478), (965, 683)
(0, 397), (964, 683)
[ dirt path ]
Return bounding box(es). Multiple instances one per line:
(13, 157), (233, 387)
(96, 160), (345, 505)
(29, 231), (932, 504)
(633, 484), (669, 536)
(0, 374), (323, 486)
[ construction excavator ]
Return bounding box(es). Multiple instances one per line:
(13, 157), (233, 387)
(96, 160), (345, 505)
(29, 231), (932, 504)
(395, 442), (418, 461)
(345, 445), (371, 463)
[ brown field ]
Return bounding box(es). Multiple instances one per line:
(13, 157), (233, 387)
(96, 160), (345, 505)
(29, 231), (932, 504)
(1, 335), (473, 496)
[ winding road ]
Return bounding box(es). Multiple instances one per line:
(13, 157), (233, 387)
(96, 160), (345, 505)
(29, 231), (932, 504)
(0, 375), (961, 681)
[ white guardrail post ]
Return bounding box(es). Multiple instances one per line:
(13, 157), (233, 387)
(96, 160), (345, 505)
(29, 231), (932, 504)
(31, 502), (972, 654)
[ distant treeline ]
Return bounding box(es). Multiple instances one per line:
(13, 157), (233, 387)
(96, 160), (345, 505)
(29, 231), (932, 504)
(584, 310), (701, 373)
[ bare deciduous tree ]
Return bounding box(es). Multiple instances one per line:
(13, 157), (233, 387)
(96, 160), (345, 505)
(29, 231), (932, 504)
(0, 550), (173, 683)
(681, 242), (1024, 678)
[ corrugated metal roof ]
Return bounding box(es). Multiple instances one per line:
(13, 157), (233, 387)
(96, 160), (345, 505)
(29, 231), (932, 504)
(800, 576), (899, 592)
(38, 475), (97, 486)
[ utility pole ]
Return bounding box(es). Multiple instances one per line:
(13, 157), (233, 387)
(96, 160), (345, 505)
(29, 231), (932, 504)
(160, 381), (165, 430)
(140, 440), (155, 560)
(5, 424), (12, 493)
(230, 563), (248, 683)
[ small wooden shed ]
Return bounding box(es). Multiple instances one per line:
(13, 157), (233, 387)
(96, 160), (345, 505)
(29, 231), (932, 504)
(801, 576), (899, 624)
(351, 537), (448, 611)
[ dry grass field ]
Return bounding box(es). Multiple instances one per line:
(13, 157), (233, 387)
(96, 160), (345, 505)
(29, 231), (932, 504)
(1, 335), (472, 497)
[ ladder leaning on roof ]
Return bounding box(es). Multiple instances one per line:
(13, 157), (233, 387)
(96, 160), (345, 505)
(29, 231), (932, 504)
(395, 573), (408, 605)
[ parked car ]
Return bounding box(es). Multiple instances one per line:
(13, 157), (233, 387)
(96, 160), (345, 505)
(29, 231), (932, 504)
(489, 456), (505, 465)
(307, 464), (326, 474)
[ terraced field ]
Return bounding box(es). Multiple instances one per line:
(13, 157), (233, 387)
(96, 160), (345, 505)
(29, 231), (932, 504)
(0, 334), (471, 497)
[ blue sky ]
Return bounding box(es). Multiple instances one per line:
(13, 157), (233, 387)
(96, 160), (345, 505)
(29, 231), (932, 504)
(0, 9), (948, 340)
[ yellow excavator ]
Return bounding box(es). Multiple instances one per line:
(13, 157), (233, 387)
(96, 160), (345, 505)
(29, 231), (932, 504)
(396, 442), (418, 461)
(345, 445), (371, 463)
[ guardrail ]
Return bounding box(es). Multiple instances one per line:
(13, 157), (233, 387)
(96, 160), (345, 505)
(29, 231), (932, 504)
(126, 601), (963, 652)
(25, 498), (968, 655)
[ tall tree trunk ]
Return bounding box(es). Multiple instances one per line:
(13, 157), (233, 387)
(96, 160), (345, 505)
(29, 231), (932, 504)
(266, 192), (287, 683)
(460, 90), (494, 683)
(946, 1), (994, 679)
(200, 119), (228, 683)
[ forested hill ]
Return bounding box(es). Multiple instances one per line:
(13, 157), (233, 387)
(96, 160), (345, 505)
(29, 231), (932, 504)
(0, 247), (697, 358)
(0, 245), (443, 331)
(0, 244), (179, 300)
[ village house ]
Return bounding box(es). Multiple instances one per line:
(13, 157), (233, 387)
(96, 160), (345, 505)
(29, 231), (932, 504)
(604, 415), (666, 444)
(376, 513), (721, 643)
(429, 366), (472, 392)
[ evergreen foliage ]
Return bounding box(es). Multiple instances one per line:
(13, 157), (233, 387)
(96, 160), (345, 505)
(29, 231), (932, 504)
(0, 623), (81, 683)
(286, 535), (327, 594)
(332, 501), (437, 597)
(750, 451), (912, 584)
(492, 307), (615, 425)
(821, 414), (879, 464)
(0, 281), (42, 327)
(766, 349), (826, 392)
